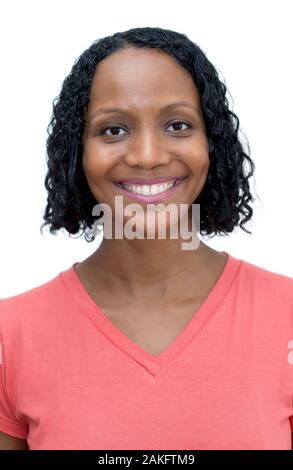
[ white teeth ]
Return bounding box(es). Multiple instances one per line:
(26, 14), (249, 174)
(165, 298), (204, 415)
(121, 181), (176, 196)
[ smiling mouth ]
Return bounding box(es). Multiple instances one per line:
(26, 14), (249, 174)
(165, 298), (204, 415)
(114, 177), (186, 197)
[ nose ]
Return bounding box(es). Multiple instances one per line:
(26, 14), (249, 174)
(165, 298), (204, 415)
(123, 126), (171, 169)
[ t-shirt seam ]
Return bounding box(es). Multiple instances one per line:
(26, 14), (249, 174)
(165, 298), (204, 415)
(58, 257), (244, 354)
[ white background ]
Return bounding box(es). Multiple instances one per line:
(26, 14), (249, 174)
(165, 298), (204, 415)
(0, 0), (292, 297)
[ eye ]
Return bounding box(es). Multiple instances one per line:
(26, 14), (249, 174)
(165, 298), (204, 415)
(166, 121), (191, 132)
(100, 125), (127, 137)
(99, 120), (192, 138)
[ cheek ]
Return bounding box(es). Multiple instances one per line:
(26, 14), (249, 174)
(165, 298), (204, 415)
(198, 153), (210, 184)
(188, 148), (210, 177)
(82, 149), (109, 183)
(81, 150), (116, 204)
(196, 134), (210, 175)
(201, 153), (210, 176)
(187, 149), (210, 199)
(186, 132), (210, 169)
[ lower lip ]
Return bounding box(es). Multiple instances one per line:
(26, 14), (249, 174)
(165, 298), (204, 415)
(113, 178), (187, 203)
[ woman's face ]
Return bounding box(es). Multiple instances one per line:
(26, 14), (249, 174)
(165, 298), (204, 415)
(82, 47), (210, 236)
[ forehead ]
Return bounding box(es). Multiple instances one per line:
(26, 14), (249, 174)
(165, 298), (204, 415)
(87, 47), (200, 111)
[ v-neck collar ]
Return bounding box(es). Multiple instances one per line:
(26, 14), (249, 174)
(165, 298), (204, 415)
(59, 251), (242, 377)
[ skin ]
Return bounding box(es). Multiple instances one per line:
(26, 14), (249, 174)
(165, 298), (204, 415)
(77, 47), (229, 350)
(2, 47), (292, 449)
(0, 431), (29, 449)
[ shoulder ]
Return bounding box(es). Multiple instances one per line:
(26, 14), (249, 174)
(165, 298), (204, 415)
(0, 269), (66, 335)
(237, 256), (293, 306)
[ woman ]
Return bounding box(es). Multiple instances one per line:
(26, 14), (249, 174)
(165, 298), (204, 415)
(0, 27), (292, 450)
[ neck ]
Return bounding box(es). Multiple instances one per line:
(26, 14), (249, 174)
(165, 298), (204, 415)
(85, 238), (221, 305)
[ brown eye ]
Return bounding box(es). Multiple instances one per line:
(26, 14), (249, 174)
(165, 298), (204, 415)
(98, 120), (192, 139)
(166, 121), (191, 132)
(100, 126), (127, 137)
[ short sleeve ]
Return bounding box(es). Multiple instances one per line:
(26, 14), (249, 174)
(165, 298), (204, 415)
(290, 415), (293, 433)
(0, 315), (28, 439)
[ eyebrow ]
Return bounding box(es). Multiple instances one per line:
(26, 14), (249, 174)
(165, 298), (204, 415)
(88, 101), (200, 122)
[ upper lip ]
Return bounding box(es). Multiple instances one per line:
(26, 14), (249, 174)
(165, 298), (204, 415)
(113, 176), (187, 185)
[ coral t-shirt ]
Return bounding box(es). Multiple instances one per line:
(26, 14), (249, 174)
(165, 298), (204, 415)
(0, 252), (292, 450)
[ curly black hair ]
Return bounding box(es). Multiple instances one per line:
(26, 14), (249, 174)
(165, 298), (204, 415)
(40, 26), (258, 243)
